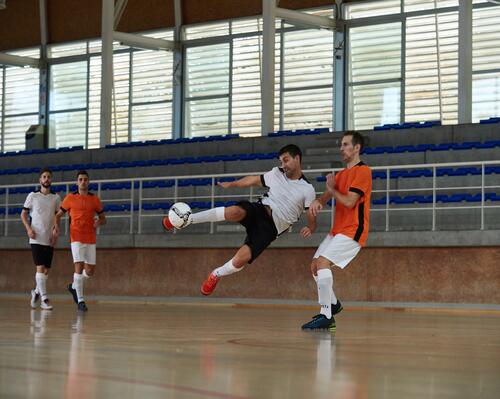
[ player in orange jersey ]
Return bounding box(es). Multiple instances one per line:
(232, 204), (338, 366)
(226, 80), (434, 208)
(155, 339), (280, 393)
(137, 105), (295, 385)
(301, 131), (372, 331)
(54, 171), (106, 312)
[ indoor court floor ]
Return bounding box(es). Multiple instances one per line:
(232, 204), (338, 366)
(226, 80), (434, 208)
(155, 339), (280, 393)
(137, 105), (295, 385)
(0, 299), (499, 399)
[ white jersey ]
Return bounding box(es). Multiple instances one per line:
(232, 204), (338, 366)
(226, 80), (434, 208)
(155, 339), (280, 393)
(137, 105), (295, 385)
(23, 190), (61, 246)
(260, 167), (316, 235)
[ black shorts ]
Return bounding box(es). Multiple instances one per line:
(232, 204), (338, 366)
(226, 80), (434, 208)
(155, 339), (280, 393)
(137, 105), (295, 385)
(30, 244), (54, 268)
(236, 201), (278, 263)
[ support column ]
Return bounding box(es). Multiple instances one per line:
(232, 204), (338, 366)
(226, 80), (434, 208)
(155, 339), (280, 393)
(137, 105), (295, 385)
(334, 30), (344, 132)
(100, 0), (114, 147)
(458, 0), (472, 123)
(261, 0), (276, 136)
(39, 0), (49, 148)
(172, 0), (183, 139)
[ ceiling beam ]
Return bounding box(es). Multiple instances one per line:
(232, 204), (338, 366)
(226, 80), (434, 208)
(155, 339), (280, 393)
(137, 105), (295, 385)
(0, 53), (40, 68)
(275, 7), (335, 30)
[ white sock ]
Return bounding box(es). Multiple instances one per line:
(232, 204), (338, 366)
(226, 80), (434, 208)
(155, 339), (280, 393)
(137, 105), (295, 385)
(191, 207), (226, 224)
(317, 269), (333, 319)
(72, 273), (84, 303)
(82, 269), (91, 280)
(212, 259), (243, 278)
(36, 272), (48, 300)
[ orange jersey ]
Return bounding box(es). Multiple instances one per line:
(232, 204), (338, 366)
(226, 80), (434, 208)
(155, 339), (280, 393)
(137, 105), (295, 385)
(61, 192), (104, 244)
(331, 162), (372, 246)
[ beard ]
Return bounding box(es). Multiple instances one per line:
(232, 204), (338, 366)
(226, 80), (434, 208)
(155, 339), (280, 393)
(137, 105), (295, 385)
(41, 182), (51, 188)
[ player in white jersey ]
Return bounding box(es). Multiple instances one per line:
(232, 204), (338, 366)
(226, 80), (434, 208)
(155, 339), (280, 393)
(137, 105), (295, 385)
(162, 144), (318, 295)
(21, 168), (61, 310)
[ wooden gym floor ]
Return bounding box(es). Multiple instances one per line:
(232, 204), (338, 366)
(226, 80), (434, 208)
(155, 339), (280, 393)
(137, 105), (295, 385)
(0, 299), (499, 399)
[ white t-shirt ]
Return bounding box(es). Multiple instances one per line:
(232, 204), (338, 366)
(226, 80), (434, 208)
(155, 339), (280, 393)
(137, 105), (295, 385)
(23, 190), (61, 246)
(260, 167), (316, 234)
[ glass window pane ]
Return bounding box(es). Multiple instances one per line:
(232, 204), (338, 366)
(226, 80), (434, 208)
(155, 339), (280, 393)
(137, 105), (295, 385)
(349, 82), (401, 130)
(473, 6), (500, 72)
(50, 62), (87, 111)
(283, 87), (333, 130)
(284, 29), (333, 89)
(132, 49), (173, 103)
(404, 0), (458, 12)
(349, 23), (401, 84)
(186, 43), (230, 98)
(49, 111), (86, 148)
(111, 52), (130, 144)
(88, 56), (101, 149)
(131, 102), (172, 141)
(185, 98), (228, 137)
(4, 66), (39, 115)
(472, 73), (500, 122)
(405, 12), (458, 124)
(185, 21), (230, 40)
(4, 114), (38, 152)
(49, 42), (88, 58)
(344, 0), (401, 19)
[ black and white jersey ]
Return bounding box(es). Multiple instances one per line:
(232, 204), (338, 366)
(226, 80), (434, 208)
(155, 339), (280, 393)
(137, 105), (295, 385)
(23, 190), (61, 246)
(260, 167), (316, 234)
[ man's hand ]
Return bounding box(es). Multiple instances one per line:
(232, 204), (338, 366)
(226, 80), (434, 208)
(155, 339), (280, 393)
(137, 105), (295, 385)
(27, 228), (36, 239)
(325, 173), (335, 195)
(308, 199), (323, 217)
(217, 181), (232, 189)
(93, 218), (101, 229)
(300, 226), (314, 238)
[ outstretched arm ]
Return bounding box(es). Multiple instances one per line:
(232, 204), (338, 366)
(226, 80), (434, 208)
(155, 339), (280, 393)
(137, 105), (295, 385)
(217, 175), (263, 189)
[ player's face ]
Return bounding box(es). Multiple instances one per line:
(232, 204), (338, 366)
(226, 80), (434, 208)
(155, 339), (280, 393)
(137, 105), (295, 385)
(39, 172), (52, 188)
(279, 152), (300, 177)
(77, 174), (89, 191)
(340, 135), (359, 163)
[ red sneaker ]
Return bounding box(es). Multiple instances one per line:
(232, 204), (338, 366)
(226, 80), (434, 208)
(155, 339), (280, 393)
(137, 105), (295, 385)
(162, 216), (174, 231)
(200, 273), (220, 296)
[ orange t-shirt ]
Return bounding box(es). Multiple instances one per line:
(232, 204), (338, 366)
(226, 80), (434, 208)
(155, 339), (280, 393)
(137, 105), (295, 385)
(331, 162), (372, 247)
(61, 192), (104, 244)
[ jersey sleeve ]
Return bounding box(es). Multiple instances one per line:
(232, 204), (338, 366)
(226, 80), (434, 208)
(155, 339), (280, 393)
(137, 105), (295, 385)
(304, 185), (316, 209)
(349, 166), (372, 197)
(261, 167), (279, 188)
(61, 194), (71, 212)
(95, 196), (104, 214)
(23, 192), (33, 210)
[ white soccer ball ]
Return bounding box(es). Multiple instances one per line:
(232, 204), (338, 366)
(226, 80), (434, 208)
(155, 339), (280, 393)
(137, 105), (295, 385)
(168, 202), (193, 229)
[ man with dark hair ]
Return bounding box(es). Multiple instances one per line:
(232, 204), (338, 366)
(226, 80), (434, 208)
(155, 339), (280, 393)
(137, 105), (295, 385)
(301, 131), (372, 331)
(162, 144), (318, 296)
(54, 170), (106, 312)
(21, 168), (61, 310)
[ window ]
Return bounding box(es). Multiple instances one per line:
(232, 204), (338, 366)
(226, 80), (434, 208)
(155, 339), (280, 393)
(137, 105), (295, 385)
(1, 48), (40, 152)
(348, 22), (401, 129)
(472, 5), (500, 121)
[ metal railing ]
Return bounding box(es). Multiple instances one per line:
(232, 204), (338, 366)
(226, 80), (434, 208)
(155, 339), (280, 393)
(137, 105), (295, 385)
(2, 159), (500, 237)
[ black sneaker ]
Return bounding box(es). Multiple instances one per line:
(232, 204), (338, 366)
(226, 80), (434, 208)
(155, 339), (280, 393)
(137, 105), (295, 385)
(77, 301), (88, 312)
(301, 314), (336, 331)
(332, 300), (343, 316)
(68, 284), (78, 304)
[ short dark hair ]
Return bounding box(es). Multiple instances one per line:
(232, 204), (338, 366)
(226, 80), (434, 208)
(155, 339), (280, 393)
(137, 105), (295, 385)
(343, 131), (365, 151)
(76, 170), (89, 179)
(39, 167), (52, 177)
(278, 144), (302, 163)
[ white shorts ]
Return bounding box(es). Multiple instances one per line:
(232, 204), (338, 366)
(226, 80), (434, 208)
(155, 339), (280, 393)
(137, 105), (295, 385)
(313, 233), (361, 269)
(71, 242), (97, 265)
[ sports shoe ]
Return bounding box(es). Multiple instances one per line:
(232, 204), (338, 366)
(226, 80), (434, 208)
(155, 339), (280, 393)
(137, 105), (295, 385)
(162, 216), (174, 231)
(30, 289), (40, 309)
(200, 273), (220, 296)
(332, 300), (343, 316)
(78, 301), (88, 312)
(301, 314), (336, 331)
(40, 298), (53, 310)
(68, 283), (78, 304)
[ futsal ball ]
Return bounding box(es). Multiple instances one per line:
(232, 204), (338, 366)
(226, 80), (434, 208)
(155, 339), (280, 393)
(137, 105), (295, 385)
(168, 202), (193, 229)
